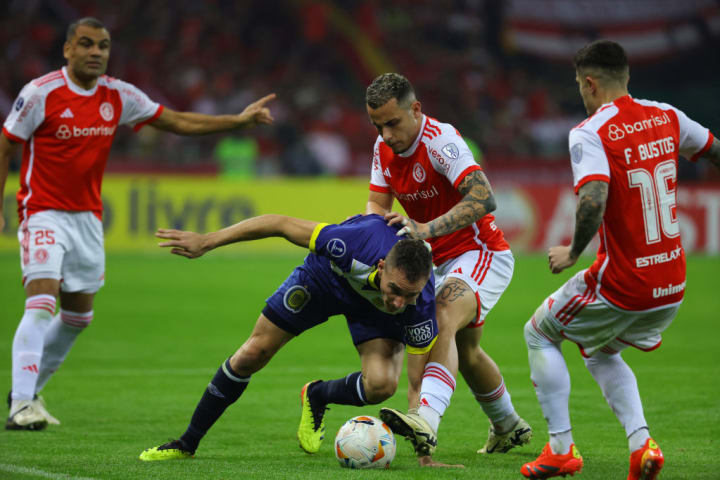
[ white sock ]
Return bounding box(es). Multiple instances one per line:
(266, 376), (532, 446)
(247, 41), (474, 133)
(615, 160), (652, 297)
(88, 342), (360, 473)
(35, 309), (92, 393)
(12, 295), (56, 401)
(550, 430), (574, 455)
(418, 405), (441, 434)
(628, 427), (650, 452)
(584, 352), (648, 452)
(418, 362), (455, 432)
(524, 318), (573, 446)
(472, 378), (518, 432)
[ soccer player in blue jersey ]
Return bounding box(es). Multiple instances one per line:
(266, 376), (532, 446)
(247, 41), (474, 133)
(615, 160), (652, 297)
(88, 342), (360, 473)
(139, 213), (437, 460)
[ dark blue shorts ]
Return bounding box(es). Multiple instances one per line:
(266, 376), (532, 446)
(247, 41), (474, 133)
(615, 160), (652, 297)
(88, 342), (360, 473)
(262, 265), (407, 346)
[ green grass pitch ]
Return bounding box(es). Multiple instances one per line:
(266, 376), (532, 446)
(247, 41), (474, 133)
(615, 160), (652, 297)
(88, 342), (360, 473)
(0, 251), (718, 479)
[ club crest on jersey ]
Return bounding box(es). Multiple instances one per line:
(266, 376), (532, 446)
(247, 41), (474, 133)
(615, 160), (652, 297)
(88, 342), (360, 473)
(327, 238), (347, 258)
(571, 143), (583, 164)
(441, 143), (459, 159)
(34, 248), (49, 264)
(283, 285), (310, 313)
(99, 102), (114, 121)
(14, 96), (24, 111)
(412, 163), (426, 183)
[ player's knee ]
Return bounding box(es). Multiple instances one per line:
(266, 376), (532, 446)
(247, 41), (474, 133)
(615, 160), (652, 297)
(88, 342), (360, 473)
(584, 350), (622, 369)
(233, 337), (276, 373)
(362, 374), (398, 404)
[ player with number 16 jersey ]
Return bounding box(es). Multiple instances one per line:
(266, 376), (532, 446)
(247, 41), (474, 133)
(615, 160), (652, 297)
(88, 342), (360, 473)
(570, 94), (713, 311)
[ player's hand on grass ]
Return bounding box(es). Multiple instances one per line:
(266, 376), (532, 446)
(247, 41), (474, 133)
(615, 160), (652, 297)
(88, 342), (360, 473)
(417, 455), (465, 468)
(385, 212), (430, 240)
(237, 93), (276, 128)
(156, 228), (211, 259)
(548, 245), (578, 274)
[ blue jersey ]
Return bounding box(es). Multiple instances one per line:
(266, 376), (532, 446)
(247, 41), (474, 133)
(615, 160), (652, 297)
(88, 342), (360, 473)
(263, 214), (437, 353)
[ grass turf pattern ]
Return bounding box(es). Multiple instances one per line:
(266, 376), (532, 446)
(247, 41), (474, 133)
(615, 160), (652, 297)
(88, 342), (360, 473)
(0, 252), (718, 479)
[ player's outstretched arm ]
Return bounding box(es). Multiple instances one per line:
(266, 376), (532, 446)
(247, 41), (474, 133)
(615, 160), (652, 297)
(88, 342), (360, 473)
(548, 180), (608, 274)
(156, 214), (318, 258)
(0, 134), (19, 232)
(388, 170), (496, 240)
(149, 93), (276, 135)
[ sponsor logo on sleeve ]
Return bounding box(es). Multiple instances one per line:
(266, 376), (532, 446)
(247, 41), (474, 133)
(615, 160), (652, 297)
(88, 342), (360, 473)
(570, 143), (583, 164)
(327, 238), (347, 257)
(283, 285), (311, 313)
(99, 102), (114, 121)
(17, 95), (40, 123)
(405, 319), (434, 345)
(14, 97), (24, 111)
(412, 162), (426, 183)
(441, 143), (459, 159)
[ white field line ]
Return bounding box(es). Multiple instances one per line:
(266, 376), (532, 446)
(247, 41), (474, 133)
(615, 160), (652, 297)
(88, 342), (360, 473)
(0, 463), (99, 480)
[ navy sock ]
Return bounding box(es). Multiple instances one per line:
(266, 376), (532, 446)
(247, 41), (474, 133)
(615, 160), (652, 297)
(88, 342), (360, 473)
(309, 371), (367, 407)
(180, 359), (250, 452)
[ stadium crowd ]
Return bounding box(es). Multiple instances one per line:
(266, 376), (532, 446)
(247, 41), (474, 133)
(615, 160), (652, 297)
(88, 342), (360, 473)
(1, 0), (717, 179)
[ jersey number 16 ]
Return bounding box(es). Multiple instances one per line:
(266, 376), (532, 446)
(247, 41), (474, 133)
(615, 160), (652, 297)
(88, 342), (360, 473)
(627, 159), (679, 245)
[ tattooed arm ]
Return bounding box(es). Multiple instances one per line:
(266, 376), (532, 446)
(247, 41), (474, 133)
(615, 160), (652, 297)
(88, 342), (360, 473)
(548, 180), (608, 273)
(704, 137), (720, 171)
(388, 170), (497, 239)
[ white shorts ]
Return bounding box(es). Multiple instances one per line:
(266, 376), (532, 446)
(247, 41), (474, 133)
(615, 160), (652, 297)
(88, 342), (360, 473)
(18, 210), (105, 293)
(533, 269), (679, 357)
(435, 249), (514, 328)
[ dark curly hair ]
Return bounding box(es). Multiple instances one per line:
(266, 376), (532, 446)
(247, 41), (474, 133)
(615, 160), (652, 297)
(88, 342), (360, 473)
(366, 73), (416, 109)
(386, 238), (432, 283)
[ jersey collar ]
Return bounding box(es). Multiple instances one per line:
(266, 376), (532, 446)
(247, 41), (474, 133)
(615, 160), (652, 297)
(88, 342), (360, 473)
(367, 267), (380, 290)
(398, 115), (427, 158)
(62, 66), (100, 97)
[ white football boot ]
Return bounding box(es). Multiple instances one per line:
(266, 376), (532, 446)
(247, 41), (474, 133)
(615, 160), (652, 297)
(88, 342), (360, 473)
(6, 399), (48, 430)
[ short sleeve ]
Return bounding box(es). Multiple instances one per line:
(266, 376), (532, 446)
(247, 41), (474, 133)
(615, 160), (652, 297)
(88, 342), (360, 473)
(310, 222), (364, 272)
(569, 127), (610, 193)
(671, 106), (713, 161)
(3, 83), (45, 142)
(369, 136), (390, 193)
(425, 132), (481, 189)
(113, 80), (163, 130)
(404, 314), (438, 353)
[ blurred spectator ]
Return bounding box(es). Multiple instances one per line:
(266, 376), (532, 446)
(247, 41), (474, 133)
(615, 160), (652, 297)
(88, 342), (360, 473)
(1, 0), (717, 180)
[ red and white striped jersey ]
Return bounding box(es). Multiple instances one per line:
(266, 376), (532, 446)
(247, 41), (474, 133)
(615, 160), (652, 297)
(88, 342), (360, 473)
(370, 115), (509, 266)
(3, 67), (163, 223)
(570, 95), (714, 311)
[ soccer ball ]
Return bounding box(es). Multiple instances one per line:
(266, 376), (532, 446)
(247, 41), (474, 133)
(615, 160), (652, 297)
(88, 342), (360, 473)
(334, 415), (396, 469)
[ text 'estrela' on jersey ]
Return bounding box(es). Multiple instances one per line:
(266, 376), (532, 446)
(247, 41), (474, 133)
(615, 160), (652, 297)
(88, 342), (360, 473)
(569, 95), (714, 311)
(369, 115), (509, 266)
(305, 214), (437, 351)
(3, 67), (163, 223)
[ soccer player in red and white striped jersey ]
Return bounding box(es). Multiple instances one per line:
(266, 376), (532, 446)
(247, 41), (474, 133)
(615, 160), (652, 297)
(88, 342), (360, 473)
(363, 73), (531, 466)
(521, 40), (720, 480)
(0, 17), (275, 431)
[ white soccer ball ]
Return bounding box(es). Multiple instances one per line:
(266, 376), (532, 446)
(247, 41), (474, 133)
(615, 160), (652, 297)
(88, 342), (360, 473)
(334, 415), (396, 469)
